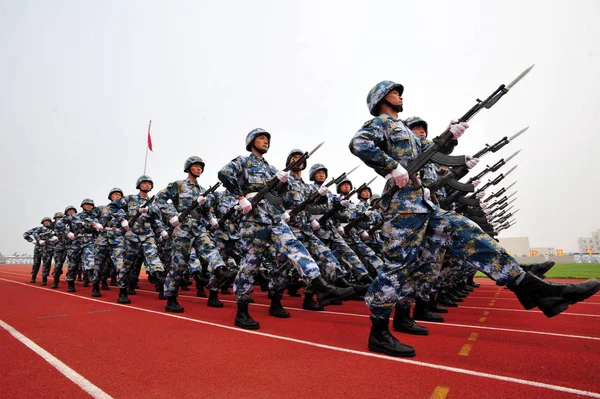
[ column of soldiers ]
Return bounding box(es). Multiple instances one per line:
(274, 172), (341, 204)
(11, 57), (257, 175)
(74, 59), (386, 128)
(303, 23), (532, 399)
(22, 79), (599, 358)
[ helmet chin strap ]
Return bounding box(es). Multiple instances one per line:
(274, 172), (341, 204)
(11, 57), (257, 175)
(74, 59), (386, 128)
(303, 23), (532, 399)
(382, 99), (403, 113)
(140, 189), (151, 193)
(253, 144), (268, 155)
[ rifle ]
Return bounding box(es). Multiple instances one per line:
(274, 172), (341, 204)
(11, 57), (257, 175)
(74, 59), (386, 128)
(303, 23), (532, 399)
(453, 165), (518, 211)
(366, 220), (384, 236)
(483, 181), (517, 203)
(178, 182), (222, 221)
(287, 165), (359, 220)
(429, 128), (525, 198)
(219, 142), (324, 226)
(318, 176), (378, 225)
(381, 65), (534, 200)
(128, 196), (155, 227)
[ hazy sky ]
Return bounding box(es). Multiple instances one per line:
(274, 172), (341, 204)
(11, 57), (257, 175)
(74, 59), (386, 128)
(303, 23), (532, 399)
(1, 0), (599, 254)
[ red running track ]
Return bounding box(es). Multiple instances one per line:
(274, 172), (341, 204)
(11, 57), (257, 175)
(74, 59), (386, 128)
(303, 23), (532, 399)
(0, 264), (599, 399)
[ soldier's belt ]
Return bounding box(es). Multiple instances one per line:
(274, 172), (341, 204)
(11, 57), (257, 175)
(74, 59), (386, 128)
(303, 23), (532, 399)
(103, 227), (118, 231)
(78, 233), (94, 237)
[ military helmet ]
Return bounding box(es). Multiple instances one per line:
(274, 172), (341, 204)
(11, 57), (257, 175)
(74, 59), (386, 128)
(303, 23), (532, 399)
(80, 198), (95, 207)
(183, 156), (205, 173)
(107, 187), (124, 200)
(286, 149), (306, 170)
(371, 194), (381, 202)
(41, 217), (52, 224)
(336, 178), (353, 194)
(245, 128), (271, 151)
(358, 186), (372, 198)
(367, 80), (404, 116)
(64, 205), (77, 214)
(405, 116), (428, 137)
(136, 175), (154, 189)
(309, 163), (328, 181)
(53, 212), (64, 219)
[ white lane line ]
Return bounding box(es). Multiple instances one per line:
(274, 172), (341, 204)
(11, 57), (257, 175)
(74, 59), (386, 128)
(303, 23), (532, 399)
(466, 296), (600, 305)
(0, 318), (113, 399)
(0, 277), (599, 398)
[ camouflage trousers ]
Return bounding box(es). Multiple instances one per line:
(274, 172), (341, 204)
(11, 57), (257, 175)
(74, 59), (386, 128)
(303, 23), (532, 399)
(157, 238), (172, 272)
(93, 237), (125, 284)
(118, 236), (163, 289)
(163, 227), (225, 297)
(347, 239), (383, 278)
(214, 237), (242, 268)
(289, 224), (344, 282)
(51, 247), (67, 279)
(30, 245), (43, 278)
(234, 222), (320, 304)
(65, 238), (95, 282)
(367, 207), (522, 317)
(40, 245), (55, 278)
(432, 254), (477, 293)
(320, 231), (369, 279)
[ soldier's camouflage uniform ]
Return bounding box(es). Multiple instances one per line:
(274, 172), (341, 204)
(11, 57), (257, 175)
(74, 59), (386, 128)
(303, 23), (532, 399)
(23, 225), (50, 281)
(55, 211), (99, 283)
(218, 153), (321, 303)
(93, 205), (126, 284)
(349, 113), (522, 317)
(106, 195), (166, 289)
(155, 178), (226, 296)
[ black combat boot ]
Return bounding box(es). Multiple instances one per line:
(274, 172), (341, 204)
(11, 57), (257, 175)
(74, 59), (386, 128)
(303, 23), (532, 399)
(127, 280), (136, 295)
(436, 291), (458, 307)
(165, 295), (184, 313)
(302, 292), (324, 311)
(91, 282), (101, 297)
(67, 280), (76, 292)
(77, 273), (83, 282)
(221, 286), (232, 295)
(429, 294), (448, 313)
(508, 272), (600, 317)
(287, 280), (303, 297)
(110, 275), (118, 286)
(467, 274), (480, 288)
(207, 289), (224, 308)
(413, 298), (444, 322)
(335, 276), (369, 298)
(117, 288), (131, 304)
(30, 276), (36, 283)
(101, 279), (110, 290)
(82, 271), (90, 287)
(521, 261), (555, 279)
(51, 277), (59, 289)
(392, 302), (428, 335)
(41, 277), (47, 286)
(235, 302), (259, 330)
(311, 276), (355, 307)
(214, 267), (237, 289)
(368, 316), (416, 357)
(269, 294), (290, 318)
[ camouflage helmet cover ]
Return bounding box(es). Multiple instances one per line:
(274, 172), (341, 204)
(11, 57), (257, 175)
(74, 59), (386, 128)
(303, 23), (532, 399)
(53, 212), (64, 219)
(64, 205), (77, 214)
(183, 157), (205, 173)
(286, 149), (306, 170)
(136, 175), (154, 189)
(405, 116), (428, 137)
(336, 178), (353, 194)
(80, 198), (95, 207)
(41, 217), (52, 224)
(309, 163), (328, 181)
(245, 128), (271, 151)
(108, 187), (124, 200)
(367, 80), (404, 116)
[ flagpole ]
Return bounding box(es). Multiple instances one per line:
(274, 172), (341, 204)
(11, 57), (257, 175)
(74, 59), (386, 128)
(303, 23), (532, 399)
(144, 120), (152, 174)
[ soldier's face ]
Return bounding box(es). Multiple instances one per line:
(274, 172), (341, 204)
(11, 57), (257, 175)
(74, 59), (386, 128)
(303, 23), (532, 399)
(254, 135), (270, 152)
(359, 190), (370, 200)
(110, 192), (122, 201)
(314, 170), (327, 184)
(290, 154), (305, 172)
(190, 164), (203, 177)
(42, 221), (50, 227)
(139, 181), (153, 191)
(66, 209), (76, 216)
(82, 204), (93, 211)
(385, 90), (403, 107)
(54, 217), (62, 222)
(340, 182), (351, 194)
(411, 126), (427, 138)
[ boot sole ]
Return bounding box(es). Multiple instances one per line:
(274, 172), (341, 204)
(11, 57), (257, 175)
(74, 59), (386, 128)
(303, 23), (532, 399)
(118, 299), (131, 304)
(165, 307), (184, 313)
(207, 302), (224, 308)
(392, 326), (429, 336)
(235, 321), (260, 330)
(541, 283), (600, 317)
(414, 316), (445, 323)
(269, 310), (291, 318)
(368, 343), (416, 357)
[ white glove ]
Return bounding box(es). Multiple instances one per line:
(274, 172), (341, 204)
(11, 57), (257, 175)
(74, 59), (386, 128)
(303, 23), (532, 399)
(276, 170), (289, 183)
(472, 179), (481, 188)
(318, 185), (329, 196)
(466, 157), (480, 169)
(480, 201), (489, 209)
(49, 236), (59, 243)
(310, 219), (320, 231)
(196, 195), (207, 205)
(92, 222), (104, 232)
(282, 210), (291, 223)
(38, 240), (46, 246)
(138, 207), (149, 214)
(336, 225), (345, 236)
(160, 230), (169, 240)
(483, 207), (493, 215)
(423, 187), (431, 201)
(238, 197), (253, 215)
(121, 220), (130, 231)
(169, 215), (180, 227)
(209, 217), (219, 229)
(340, 199), (350, 208)
(360, 231), (369, 241)
(388, 164), (409, 189)
(66, 232), (75, 241)
(365, 210), (374, 217)
(448, 120), (469, 140)
(475, 191), (486, 200)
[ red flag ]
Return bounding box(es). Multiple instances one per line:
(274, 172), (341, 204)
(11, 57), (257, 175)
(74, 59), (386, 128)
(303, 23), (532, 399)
(147, 120), (153, 152)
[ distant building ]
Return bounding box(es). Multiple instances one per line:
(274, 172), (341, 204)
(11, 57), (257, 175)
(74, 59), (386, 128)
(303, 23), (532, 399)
(577, 229), (600, 254)
(530, 247), (556, 256)
(498, 237), (530, 257)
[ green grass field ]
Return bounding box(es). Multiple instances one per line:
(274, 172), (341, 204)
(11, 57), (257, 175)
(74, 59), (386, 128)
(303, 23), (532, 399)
(476, 263), (600, 279)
